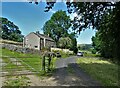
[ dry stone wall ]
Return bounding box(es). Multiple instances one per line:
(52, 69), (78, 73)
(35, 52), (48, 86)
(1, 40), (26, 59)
(1, 43), (41, 55)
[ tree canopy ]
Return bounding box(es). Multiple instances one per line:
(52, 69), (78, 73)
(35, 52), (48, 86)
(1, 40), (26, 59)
(0, 17), (24, 42)
(92, 4), (120, 61)
(42, 10), (78, 53)
(30, 1), (118, 32)
(42, 10), (71, 44)
(30, 1), (120, 61)
(58, 37), (72, 49)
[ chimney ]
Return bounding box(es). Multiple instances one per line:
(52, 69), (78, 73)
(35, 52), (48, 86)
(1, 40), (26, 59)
(36, 31), (40, 34)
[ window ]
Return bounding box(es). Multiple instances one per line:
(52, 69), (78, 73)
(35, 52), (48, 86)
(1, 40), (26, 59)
(34, 46), (38, 48)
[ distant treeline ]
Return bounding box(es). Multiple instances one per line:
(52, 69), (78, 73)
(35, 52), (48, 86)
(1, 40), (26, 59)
(77, 44), (93, 50)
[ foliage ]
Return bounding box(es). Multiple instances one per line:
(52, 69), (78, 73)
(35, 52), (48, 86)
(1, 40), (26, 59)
(91, 32), (101, 54)
(29, 1), (120, 61)
(83, 53), (100, 57)
(1, 48), (58, 76)
(78, 44), (93, 51)
(42, 10), (71, 45)
(77, 57), (119, 86)
(58, 37), (72, 49)
(52, 49), (73, 58)
(42, 10), (78, 53)
(0, 17), (24, 42)
(68, 33), (78, 54)
(91, 3), (120, 61)
(31, 1), (116, 32)
(1, 48), (42, 73)
(70, 46), (78, 54)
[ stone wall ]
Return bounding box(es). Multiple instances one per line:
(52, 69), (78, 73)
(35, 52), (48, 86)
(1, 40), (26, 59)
(1, 43), (41, 55)
(51, 48), (73, 54)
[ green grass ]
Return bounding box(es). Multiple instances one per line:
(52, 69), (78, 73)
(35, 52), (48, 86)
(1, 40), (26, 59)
(83, 53), (101, 57)
(77, 57), (119, 86)
(4, 76), (31, 86)
(1, 48), (42, 73)
(50, 57), (58, 70)
(1, 48), (58, 76)
(1, 48), (40, 58)
(2, 57), (23, 72)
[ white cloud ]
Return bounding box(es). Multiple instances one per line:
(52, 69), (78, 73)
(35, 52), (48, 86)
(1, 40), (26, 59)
(50, 9), (56, 13)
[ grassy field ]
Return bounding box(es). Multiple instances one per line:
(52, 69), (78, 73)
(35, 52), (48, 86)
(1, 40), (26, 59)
(1, 48), (57, 75)
(1, 48), (59, 86)
(77, 57), (119, 86)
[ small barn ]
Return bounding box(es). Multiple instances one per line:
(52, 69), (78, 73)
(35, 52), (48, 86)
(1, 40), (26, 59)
(23, 32), (56, 50)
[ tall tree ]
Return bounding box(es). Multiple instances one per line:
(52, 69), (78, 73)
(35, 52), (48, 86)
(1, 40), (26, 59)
(30, 1), (117, 32)
(30, 1), (120, 60)
(0, 17), (24, 42)
(42, 10), (71, 46)
(92, 4), (120, 61)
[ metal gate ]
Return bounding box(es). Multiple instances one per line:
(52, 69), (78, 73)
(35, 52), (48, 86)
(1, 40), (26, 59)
(0, 56), (41, 77)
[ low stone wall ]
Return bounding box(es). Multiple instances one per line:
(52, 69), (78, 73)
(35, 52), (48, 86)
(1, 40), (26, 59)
(1, 43), (41, 55)
(0, 39), (23, 46)
(51, 48), (73, 54)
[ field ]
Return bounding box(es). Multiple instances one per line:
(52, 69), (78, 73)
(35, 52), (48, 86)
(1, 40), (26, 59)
(1, 48), (119, 86)
(1, 48), (57, 75)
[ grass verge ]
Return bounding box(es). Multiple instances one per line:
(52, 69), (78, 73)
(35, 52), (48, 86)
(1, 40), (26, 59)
(77, 57), (119, 86)
(3, 76), (31, 86)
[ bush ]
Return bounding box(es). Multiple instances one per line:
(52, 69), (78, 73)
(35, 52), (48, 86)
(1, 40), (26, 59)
(70, 46), (78, 54)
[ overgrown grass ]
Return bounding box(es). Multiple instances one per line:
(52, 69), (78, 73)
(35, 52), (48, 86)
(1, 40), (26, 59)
(78, 50), (101, 57)
(84, 53), (101, 57)
(1, 48), (40, 58)
(3, 76), (31, 86)
(2, 57), (23, 72)
(77, 57), (119, 86)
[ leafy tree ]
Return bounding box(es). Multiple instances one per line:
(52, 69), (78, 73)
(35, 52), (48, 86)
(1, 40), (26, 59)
(58, 37), (72, 49)
(0, 17), (24, 42)
(42, 10), (71, 46)
(92, 4), (120, 61)
(30, 1), (117, 31)
(91, 32), (101, 54)
(68, 32), (78, 53)
(30, 1), (120, 60)
(42, 10), (78, 53)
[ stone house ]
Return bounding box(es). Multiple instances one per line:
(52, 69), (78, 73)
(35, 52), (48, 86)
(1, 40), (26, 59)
(23, 32), (56, 50)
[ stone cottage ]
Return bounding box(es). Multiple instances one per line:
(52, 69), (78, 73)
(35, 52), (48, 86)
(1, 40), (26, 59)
(23, 32), (56, 50)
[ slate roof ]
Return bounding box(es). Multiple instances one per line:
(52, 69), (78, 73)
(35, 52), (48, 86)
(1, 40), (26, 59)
(33, 32), (54, 41)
